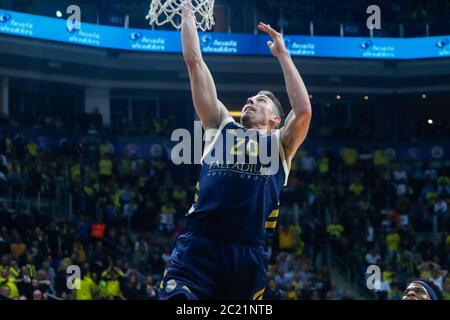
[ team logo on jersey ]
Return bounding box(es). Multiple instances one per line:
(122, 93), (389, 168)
(165, 279), (177, 293)
(207, 161), (272, 182)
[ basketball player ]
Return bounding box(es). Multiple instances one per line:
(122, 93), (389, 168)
(159, 1), (312, 300)
(402, 280), (442, 300)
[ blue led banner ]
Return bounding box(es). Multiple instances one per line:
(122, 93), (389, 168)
(1, 9), (450, 59)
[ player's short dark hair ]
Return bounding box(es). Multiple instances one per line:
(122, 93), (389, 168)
(258, 90), (284, 127)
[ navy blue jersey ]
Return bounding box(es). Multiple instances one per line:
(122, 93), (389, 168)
(185, 117), (289, 247)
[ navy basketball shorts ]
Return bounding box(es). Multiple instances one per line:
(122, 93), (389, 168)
(159, 232), (268, 300)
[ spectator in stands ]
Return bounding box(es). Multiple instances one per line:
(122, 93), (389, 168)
(161, 246), (172, 267)
(342, 290), (355, 300)
(389, 285), (402, 300)
(133, 241), (149, 267)
(365, 248), (381, 265)
(144, 276), (158, 300)
(32, 289), (43, 300)
(278, 224), (294, 253)
(100, 263), (124, 300)
(149, 252), (165, 279)
(299, 151), (316, 176)
(326, 282), (343, 300)
(443, 278), (450, 300)
(74, 267), (97, 300)
(430, 265), (448, 291)
(342, 147), (358, 167)
(374, 272), (391, 300)
(0, 285), (11, 300)
(99, 154), (113, 184)
(121, 274), (143, 300)
(89, 242), (107, 274)
(385, 229), (401, 260)
(327, 218), (344, 253)
(434, 195), (449, 231)
(10, 236), (26, 260)
(264, 279), (282, 300)
(348, 177), (364, 197)
(0, 267), (20, 299)
(0, 229), (10, 257)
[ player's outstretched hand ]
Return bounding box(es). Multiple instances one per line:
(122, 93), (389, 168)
(257, 22), (289, 58)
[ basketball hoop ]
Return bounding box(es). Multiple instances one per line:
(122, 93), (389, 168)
(146, 0), (215, 31)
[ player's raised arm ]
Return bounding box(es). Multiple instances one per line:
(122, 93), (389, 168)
(258, 22), (312, 159)
(181, 1), (230, 130)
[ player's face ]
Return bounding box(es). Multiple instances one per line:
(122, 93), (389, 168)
(402, 282), (431, 300)
(241, 94), (279, 129)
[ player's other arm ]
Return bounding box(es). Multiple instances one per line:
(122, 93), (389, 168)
(181, 2), (230, 130)
(258, 23), (312, 159)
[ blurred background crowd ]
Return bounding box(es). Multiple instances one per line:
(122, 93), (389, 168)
(1, 109), (449, 300)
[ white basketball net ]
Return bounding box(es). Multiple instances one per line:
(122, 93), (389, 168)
(146, 0), (215, 31)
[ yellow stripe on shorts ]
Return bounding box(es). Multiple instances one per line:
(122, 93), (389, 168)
(253, 288), (265, 300)
(265, 221), (277, 229)
(160, 269), (168, 288)
(268, 209), (279, 218)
